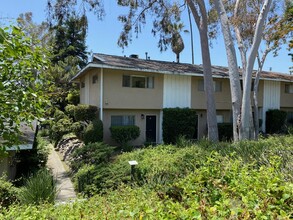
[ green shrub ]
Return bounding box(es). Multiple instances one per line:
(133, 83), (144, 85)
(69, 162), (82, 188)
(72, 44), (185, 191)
(2, 151), (292, 219)
(176, 135), (194, 148)
(38, 128), (50, 137)
(174, 153), (293, 219)
(15, 135), (50, 182)
(163, 108), (197, 144)
(66, 90), (80, 105)
(64, 104), (76, 119)
(74, 104), (98, 122)
(266, 109), (287, 134)
(0, 176), (19, 208)
(70, 121), (84, 139)
(110, 125), (140, 149)
(1, 136), (292, 219)
(70, 142), (115, 172)
(39, 119), (51, 130)
(83, 119), (103, 144)
(218, 123), (233, 141)
(50, 118), (73, 144)
(53, 109), (67, 122)
(74, 164), (98, 196)
(19, 169), (56, 205)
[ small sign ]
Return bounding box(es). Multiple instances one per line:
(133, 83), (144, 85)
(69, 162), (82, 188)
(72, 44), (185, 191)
(128, 160), (138, 166)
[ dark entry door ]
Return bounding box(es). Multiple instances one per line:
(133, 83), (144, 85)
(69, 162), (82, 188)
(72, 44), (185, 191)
(146, 115), (156, 143)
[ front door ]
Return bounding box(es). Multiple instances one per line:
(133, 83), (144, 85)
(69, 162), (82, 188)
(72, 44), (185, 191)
(146, 115), (156, 143)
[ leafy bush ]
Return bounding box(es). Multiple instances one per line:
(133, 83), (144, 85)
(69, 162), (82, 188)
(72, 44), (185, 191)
(64, 104), (76, 119)
(70, 142), (115, 172)
(83, 119), (103, 144)
(173, 153), (293, 219)
(19, 169), (56, 205)
(74, 164), (97, 195)
(176, 135), (194, 148)
(218, 123), (233, 141)
(15, 135), (50, 181)
(50, 117), (73, 145)
(53, 109), (67, 122)
(66, 90), (80, 105)
(266, 109), (287, 134)
(70, 121), (84, 139)
(163, 108), (197, 144)
(2, 149), (292, 219)
(110, 125), (140, 149)
(74, 104), (98, 122)
(0, 176), (19, 208)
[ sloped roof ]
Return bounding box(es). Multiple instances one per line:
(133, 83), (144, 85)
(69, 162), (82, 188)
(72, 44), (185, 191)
(4, 121), (37, 151)
(72, 53), (293, 82)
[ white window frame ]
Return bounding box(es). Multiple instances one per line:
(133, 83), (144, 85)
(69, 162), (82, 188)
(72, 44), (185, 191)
(285, 84), (293, 94)
(123, 75), (154, 89)
(111, 115), (135, 126)
(198, 79), (222, 92)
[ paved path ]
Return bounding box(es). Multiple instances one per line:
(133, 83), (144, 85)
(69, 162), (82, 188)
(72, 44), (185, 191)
(47, 145), (76, 202)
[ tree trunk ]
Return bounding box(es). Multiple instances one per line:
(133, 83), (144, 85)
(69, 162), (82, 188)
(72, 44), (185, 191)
(253, 50), (269, 139)
(199, 30), (219, 141)
(187, 0), (219, 141)
(214, 0), (242, 141)
(240, 0), (272, 140)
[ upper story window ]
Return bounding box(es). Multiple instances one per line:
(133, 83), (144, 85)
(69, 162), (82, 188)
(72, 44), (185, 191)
(240, 80), (256, 91)
(285, 84), (293, 94)
(111, 115), (135, 126)
(198, 80), (222, 92)
(92, 75), (98, 84)
(123, 75), (154, 88)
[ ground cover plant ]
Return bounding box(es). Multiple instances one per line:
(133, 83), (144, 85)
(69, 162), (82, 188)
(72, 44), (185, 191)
(1, 135), (292, 218)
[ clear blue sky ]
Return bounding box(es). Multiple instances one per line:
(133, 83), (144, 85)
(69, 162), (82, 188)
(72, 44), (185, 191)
(1, 0), (292, 74)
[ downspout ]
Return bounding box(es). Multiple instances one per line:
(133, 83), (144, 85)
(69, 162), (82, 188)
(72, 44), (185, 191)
(100, 68), (104, 121)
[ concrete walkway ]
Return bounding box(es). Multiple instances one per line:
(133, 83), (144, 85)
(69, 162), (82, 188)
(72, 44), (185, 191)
(47, 145), (76, 203)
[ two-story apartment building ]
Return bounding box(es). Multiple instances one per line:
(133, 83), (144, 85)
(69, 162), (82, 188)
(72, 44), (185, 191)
(72, 53), (293, 145)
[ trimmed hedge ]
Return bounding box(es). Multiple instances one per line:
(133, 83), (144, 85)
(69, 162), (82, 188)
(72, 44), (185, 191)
(74, 104), (98, 122)
(66, 90), (80, 105)
(64, 104), (76, 119)
(83, 119), (103, 144)
(218, 123), (233, 141)
(163, 108), (197, 144)
(70, 142), (115, 172)
(110, 125), (140, 149)
(0, 176), (19, 208)
(266, 109), (287, 134)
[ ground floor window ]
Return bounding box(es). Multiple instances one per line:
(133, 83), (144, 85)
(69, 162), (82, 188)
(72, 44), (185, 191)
(111, 115), (135, 126)
(216, 115), (224, 123)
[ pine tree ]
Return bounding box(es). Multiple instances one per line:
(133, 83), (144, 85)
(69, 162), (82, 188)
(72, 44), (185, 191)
(52, 13), (88, 68)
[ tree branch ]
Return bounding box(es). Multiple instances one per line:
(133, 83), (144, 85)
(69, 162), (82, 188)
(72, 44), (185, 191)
(186, 0), (201, 28)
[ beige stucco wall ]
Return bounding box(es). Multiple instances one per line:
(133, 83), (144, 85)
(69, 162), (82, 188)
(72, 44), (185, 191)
(88, 69), (100, 106)
(80, 69), (101, 106)
(103, 69), (163, 109)
(103, 109), (161, 146)
(80, 75), (86, 105)
(0, 152), (16, 180)
(280, 82), (293, 108)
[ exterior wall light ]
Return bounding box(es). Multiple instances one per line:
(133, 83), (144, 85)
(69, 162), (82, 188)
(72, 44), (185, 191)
(141, 114), (145, 119)
(128, 160), (138, 181)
